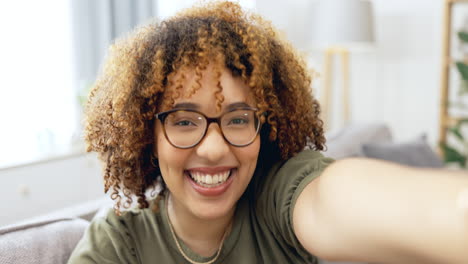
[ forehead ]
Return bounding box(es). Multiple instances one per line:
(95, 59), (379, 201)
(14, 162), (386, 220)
(162, 64), (255, 112)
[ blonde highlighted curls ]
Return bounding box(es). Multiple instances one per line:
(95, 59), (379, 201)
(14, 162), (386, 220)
(84, 1), (325, 215)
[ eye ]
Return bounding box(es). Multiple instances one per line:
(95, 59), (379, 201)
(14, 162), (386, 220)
(228, 118), (249, 125)
(174, 120), (197, 127)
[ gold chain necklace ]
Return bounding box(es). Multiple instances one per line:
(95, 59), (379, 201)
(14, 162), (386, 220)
(165, 195), (228, 264)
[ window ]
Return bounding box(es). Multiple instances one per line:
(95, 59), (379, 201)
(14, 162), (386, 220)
(0, 1), (78, 168)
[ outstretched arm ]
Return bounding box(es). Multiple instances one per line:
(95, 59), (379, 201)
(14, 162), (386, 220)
(293, 158), (468, 264)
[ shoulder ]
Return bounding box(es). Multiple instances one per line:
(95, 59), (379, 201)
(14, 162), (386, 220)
(277, 150), (333, 173)
(68, 199), (163, 264)
(256, 149), (334, 198)
(67, 209), (138, 263)
(263, 150), (334, 192)
(90, 204), (159, 248)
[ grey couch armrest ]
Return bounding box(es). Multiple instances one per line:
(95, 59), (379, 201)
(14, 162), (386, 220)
(0, 218), (89, 264)
(0, 196), (114, 264)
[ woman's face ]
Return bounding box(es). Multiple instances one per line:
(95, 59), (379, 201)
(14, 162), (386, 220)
(154, 64), (260, 220)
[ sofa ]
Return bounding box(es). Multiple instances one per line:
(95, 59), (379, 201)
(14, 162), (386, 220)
(0, 123), (445, 264)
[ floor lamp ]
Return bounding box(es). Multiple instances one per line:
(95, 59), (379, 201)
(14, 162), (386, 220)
(311, 0), (375, 131)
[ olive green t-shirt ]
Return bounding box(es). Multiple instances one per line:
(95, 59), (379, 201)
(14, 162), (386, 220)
(68, 150), (334, 263)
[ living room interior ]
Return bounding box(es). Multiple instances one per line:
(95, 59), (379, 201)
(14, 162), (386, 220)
(0, 0), (467, 263)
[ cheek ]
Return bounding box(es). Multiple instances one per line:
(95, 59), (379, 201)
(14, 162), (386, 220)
(251, 136), (261, 156)
(237, 137), (261, 167)
(154, 124), (188, 176)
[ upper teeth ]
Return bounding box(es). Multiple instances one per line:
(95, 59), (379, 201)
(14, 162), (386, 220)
(190, 170), (231, 185)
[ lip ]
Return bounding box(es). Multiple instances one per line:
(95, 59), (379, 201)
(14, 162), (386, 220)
(186, 168), (236, 197)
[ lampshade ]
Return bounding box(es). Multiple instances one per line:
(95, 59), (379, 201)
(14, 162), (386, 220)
(310, 0), (375, 49)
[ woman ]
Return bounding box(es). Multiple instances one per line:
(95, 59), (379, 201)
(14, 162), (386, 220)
(68, 2), (468, 263)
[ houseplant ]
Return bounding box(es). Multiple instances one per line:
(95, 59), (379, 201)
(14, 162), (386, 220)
(441, 31), (468, 168)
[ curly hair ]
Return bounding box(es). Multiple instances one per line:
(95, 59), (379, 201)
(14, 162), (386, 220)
(84, 1), (325, 214)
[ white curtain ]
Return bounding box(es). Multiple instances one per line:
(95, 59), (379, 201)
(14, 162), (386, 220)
(70, 0), (158, 94)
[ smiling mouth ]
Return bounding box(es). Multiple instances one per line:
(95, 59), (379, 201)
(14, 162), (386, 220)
(187, 169), (233, 188)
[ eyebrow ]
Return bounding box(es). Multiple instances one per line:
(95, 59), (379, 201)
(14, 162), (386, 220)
(172, 102), (253, 111)
(226, 102), (253, 111)
(172, 102), (200, 110)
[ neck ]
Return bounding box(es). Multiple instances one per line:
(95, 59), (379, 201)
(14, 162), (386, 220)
(167, 193), (234, 257)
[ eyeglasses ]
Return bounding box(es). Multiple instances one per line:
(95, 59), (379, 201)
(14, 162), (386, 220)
(155, 107), (264, 148)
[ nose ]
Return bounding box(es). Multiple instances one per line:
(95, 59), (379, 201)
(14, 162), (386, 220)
(195, 123), (230, 162)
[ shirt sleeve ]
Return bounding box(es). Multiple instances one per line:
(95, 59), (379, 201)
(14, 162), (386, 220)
(256, 150), (334, 259)
(67, 209), (140, 264)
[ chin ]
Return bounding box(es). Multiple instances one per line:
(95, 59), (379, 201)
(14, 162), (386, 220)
(189, 196), (237, 220)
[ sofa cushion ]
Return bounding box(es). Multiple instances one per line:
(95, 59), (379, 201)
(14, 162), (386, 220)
(0, 218), (89, 264)
(361, 134), (444, 168)
(324, 123), (393, 159)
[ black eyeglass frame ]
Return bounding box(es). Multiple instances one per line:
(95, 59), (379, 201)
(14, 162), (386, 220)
(155, 107), (265, 149)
